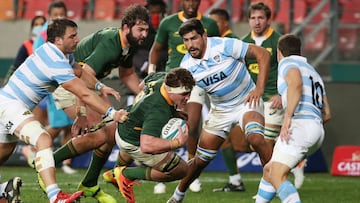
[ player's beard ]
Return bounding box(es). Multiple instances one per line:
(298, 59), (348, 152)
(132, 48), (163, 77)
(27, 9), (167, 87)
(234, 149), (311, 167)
(126, 31), (144, 48)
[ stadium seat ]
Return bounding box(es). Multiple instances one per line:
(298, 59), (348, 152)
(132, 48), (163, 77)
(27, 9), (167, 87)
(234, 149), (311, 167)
(338, 27), (358, 52)
(339, 0), (360, 23)
(337, 27), (359, 60)
(307, 0), (330, 23)
(23, 0), (52, 20)
(0, 0), (23, 20)
(303, 26), (327, 52)
(93, 0), (117, 20)
(115, 0), (146, 19)
(198, 0), (212, 14)
(62, 0), (87, 20)
(232, 0), (244, 22)
(275, 0), (307, 33)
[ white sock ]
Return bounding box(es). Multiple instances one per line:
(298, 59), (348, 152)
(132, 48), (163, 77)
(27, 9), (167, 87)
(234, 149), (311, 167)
(47, 184), (60, 203)
(173, 186), (186, 201)
(229, 174), (241, 185)
(0, 181), (6, 197)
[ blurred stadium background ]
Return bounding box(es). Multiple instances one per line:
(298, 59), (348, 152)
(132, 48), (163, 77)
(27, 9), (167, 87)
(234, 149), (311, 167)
(0, 0), (360, 176)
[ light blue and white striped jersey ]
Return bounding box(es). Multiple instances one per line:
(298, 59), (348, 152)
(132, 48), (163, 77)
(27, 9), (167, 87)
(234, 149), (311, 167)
(0, 42), (76, 109)
(278, 55), (326, 120)
(180, 37), (255, 109)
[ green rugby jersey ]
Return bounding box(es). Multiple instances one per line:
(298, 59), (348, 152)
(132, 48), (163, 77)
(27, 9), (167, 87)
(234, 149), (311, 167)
(74, 27), (134, 79)
(241, 28), (281, 101)
(223, 29), (239, 39)
(155, 11), (220, 72)
(117, 73), (177, 146)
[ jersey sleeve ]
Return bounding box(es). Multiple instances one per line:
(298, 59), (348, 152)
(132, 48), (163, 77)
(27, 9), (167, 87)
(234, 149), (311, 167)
(223, 38), (249, 60)
(154, 17), (169, 45)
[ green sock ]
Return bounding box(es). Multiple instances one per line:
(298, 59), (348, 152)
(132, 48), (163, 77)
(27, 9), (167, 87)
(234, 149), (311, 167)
(123, 167), (150, 181)
(53, 140), (78, 166)
(221, 147), (238, 175)
(81, 148), (110, 187)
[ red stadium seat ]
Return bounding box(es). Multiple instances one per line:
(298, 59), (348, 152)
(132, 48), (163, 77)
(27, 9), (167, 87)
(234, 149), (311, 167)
(115, 0), (146, 19)
(307, 0), (330, 23)
(62, 0), (87, 20)
(232, 0), (244, 22)
(198, 0), (212, 14)
(303, 26), (327, 52)
(338, 27), (358, 52)
(0, 0), (25, 20)
(275, 0), (307, 33)
(339, 0), (360, 23)
(23, 0), (52, 20)
(93, 0), (117, 20)
(200, 0), (244, 22)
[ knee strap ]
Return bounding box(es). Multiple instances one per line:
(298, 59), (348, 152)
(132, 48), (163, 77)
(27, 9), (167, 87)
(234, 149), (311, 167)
(159, 153), (181, 173)
(19, 120), (49, 146)
(244, 122), (264, 137)
(196, 146), (217, 162)
(264, 126), (280, 140)
(35, 148), (55, 172)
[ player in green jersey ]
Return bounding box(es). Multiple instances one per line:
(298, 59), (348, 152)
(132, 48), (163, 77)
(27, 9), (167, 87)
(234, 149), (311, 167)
(106, 68), (195, 203)
(50, 5), (150, 203)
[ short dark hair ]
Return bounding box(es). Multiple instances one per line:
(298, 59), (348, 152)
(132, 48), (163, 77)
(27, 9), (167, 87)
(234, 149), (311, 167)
(47, 19), (77, 43)
(248, 2), (271, 20)
(31, 15), (46, 28)
(278, 34), (302, 57)
(209, 8), (230, 22)
(48, 1), (67, 16)
(179, 18), (205, 37)
(121, 4), (150, 28)
(146, 0), (166, 9)
(165, 68), (195, 91)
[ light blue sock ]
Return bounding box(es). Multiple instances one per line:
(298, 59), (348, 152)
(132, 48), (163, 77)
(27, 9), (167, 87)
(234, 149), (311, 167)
(255, 178), (276, 203)
(277, 180), (301, 203)
(46, 184), (60, 202)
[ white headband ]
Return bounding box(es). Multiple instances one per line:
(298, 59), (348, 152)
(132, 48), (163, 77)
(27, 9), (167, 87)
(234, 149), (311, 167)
(167, 86), (191, 94)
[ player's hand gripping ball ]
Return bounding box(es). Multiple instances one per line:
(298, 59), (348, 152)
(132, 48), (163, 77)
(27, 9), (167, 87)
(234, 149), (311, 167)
(161, 118), (186, 140)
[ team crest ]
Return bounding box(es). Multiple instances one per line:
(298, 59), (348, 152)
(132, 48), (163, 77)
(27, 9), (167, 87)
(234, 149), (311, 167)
(213, 55), (221, 63)
(23, 110), (32, 115)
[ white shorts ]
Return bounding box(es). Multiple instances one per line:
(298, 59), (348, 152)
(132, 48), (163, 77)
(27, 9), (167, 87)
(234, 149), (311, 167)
(203, 100), (264, 139)
(115, 130), (167, 167)
(271, 118), (324, 168)
(0, 95), (33, 143)
(264, 101), (284, 126)
(53, 86), (76, 109)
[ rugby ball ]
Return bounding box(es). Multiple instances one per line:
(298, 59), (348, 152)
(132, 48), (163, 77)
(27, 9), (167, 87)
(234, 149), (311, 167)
(161, 118), (186, 140)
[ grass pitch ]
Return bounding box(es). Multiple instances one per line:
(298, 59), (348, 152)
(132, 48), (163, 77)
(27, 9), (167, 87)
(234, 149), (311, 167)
(0, 166), (359, 202)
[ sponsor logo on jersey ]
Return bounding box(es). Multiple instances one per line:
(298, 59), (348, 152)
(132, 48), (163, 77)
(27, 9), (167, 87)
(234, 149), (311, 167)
(200, 71), (227, 86)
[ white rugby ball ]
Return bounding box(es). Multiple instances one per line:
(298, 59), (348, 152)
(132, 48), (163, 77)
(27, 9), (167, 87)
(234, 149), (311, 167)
(161, 118), (186, 140)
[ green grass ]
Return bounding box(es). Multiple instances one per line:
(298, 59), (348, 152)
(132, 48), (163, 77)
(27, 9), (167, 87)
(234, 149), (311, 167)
(1, 166), (359, 202)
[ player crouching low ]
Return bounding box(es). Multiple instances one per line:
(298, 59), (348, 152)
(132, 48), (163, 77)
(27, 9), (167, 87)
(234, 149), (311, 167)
(103, 68), (195, 203)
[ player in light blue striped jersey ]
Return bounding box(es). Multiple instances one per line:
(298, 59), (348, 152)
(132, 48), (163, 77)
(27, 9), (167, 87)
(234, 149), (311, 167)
(254, 34), (331, 203)
(167, 18), (273, 203)
(0, 19), (128, 203)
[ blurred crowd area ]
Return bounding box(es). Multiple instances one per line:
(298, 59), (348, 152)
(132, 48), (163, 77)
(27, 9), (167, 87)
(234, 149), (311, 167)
(1, 0), (360, 76)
